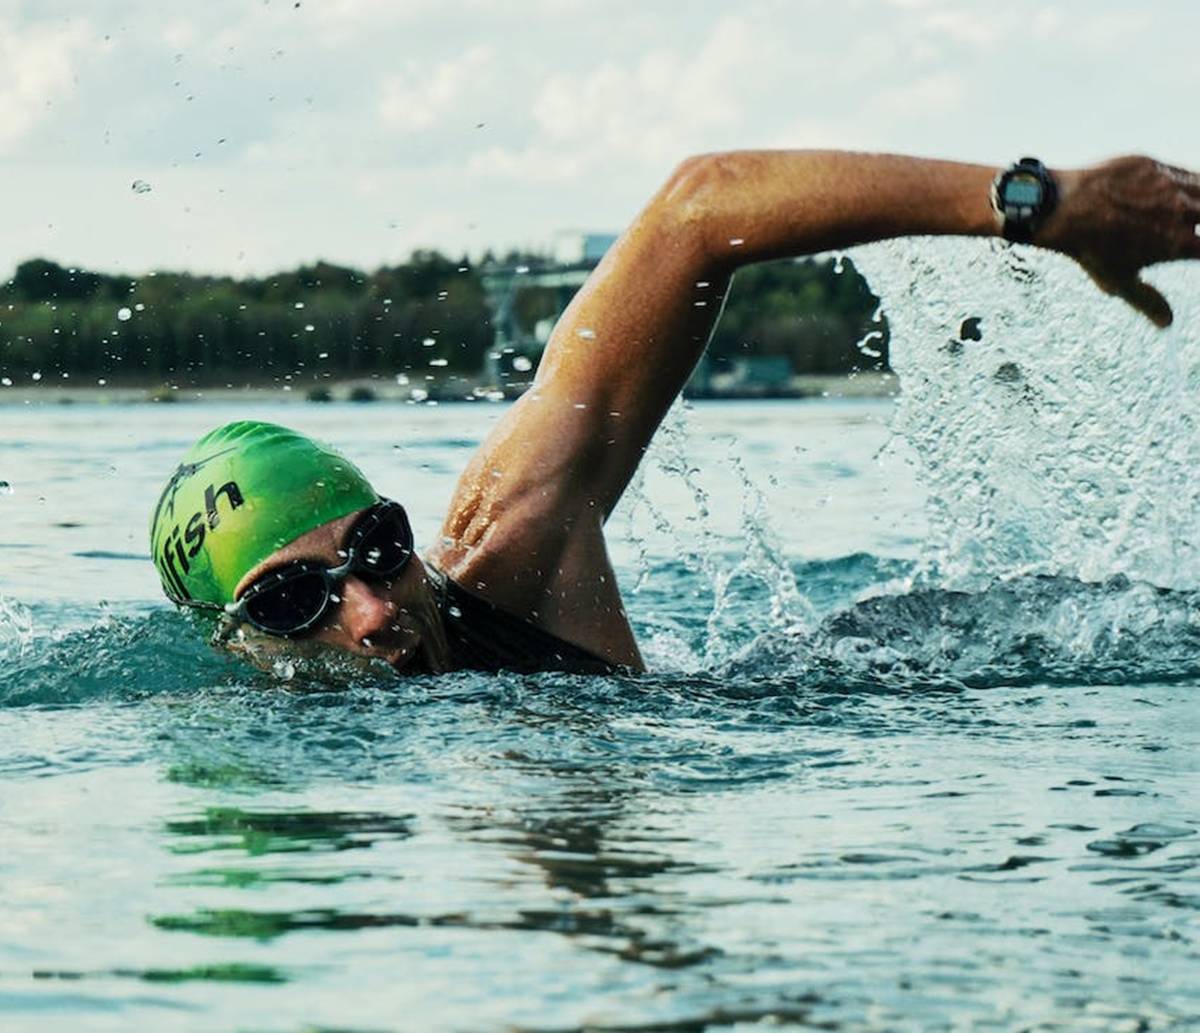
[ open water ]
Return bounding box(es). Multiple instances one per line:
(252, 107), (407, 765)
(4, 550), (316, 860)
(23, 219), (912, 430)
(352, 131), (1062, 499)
(3, 241), (1200, 1031)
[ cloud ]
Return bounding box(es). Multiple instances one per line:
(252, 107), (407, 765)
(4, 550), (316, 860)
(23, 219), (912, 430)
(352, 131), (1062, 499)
(465, 142), (585, 184)
(527, 15), (761, 167)
(920, 9), (1005, 47)
(0, 0), (1196, 275)
(378, 46), (492, 132)
(874, 70), (966, 118)
(0, 17), (91, 150)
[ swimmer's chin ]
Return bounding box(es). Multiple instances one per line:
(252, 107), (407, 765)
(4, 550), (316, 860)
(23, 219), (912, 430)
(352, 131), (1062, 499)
(390, 637), (449, 676)
(215, 622), (448, 680)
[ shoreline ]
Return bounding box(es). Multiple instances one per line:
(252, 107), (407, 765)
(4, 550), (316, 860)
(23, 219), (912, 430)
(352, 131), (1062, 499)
(0, 371), (898, 406)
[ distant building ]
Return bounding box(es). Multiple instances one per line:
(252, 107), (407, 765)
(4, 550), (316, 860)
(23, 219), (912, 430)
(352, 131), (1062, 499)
(552, 231), (617, 267)
(480, 232), (617, 393)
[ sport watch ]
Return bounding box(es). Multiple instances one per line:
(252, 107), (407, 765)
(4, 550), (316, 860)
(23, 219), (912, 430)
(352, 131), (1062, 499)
(991, 157), (1058, 243)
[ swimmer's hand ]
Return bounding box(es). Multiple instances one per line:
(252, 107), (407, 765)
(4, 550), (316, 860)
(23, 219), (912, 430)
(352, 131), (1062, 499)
(1041, 156), (1200, 329)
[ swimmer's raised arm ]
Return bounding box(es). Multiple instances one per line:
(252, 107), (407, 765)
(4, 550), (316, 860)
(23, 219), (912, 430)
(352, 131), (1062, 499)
(505, 150), (1199, 515)
(435, 151), (1199, 644)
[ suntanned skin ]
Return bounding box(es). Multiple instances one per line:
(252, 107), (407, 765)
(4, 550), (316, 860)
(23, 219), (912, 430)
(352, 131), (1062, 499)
(238, 150), (1200, 673)
(234, 512), (453, 675)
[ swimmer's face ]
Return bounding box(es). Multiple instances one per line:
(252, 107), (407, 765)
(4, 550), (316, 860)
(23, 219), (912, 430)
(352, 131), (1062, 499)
(229, 508), (452, 675)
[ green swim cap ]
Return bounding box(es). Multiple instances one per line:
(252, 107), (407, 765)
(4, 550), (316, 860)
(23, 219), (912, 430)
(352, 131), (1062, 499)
(149, 421), (378, 606)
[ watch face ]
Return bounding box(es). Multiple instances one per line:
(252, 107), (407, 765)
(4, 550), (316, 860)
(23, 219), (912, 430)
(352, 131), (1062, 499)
(1004, 175), (1043, 206)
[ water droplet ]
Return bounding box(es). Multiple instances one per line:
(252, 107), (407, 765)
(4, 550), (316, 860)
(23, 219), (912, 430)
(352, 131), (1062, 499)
(512, 356), (532, 372)
(134, 302), (145, 311)
(577, 328), (596, 340)
(131, 179), (152, 194)
(729, 237), (745, 246)
(422, 337), (436, 347)
(293, 301), (305, 309)
(1, 378), (11, 387)
(304, 323), (315, 332)
(116, 306), (132, 321)
(272, 658), (296, 680)
(515, 265), (529, 274)
(429, 358), (448, 367)
(0, 482), (13, 496)
(31, 371), (42, 381)
(447, 605), (462, 618)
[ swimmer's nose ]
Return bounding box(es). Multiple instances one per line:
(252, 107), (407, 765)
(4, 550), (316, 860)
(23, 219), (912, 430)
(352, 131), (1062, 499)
(336, 575), (398, 645)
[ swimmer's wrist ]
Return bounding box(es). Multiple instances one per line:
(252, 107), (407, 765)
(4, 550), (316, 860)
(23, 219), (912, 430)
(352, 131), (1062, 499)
(1029, 166), (1079, 252)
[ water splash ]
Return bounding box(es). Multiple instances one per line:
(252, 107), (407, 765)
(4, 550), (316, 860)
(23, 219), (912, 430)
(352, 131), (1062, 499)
(0, 595), (35, 663)
(720, 572), (1200, 691)
(0, 610), (249, 706)
(624, 403), (818, 670)
(853, 238), (1200, 590)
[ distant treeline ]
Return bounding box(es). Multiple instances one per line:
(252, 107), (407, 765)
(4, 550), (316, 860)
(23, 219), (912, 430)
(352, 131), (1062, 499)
(0, 252), (888, 387)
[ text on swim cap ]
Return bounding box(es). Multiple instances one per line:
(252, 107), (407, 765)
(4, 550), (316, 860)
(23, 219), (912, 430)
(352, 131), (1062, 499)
(159, 480), (244, 600)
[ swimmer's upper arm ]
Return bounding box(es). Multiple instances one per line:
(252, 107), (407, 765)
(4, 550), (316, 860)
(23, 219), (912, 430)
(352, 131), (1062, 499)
(493, 158), (736, 519)
(471, 151), (1008, 519)
(501, 151), (998, 519)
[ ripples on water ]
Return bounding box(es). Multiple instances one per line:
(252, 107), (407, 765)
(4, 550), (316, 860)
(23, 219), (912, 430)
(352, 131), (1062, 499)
(3, 240), (1200, 1030)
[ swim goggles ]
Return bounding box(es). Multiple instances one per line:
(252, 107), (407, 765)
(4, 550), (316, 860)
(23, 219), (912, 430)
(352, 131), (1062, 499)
(177, 499), (414, 637)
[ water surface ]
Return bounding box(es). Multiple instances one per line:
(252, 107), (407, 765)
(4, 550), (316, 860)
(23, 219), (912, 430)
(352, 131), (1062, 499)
(5, 237), (1200, 1031)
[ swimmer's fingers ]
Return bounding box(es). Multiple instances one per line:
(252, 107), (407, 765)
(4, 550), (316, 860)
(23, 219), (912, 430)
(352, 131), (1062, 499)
(1045, 156), (1200, 327)
(1086, 266), (1174, 329)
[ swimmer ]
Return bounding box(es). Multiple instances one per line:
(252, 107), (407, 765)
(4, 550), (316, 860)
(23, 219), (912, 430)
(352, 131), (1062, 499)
(150, 151), (1200, 674)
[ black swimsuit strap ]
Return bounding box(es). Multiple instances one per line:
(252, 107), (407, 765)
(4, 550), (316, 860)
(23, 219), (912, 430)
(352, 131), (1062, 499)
(427, 567), (624, 676)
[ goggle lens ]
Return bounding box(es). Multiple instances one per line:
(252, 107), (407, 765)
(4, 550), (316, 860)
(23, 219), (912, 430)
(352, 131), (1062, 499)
(244, 567), (330, 634)
(355, 512), (412, 575)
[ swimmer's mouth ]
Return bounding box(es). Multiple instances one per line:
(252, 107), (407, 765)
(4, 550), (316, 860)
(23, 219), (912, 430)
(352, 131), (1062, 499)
(385, 635), (430, 674)
(387, 645), (417, 673)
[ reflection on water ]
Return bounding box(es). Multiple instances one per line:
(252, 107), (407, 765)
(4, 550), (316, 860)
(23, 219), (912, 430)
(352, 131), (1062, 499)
(163, 807), (415, 857)
(109, 675), (1196, 1030)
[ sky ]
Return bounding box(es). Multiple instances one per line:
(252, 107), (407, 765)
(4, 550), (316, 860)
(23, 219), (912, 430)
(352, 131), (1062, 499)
(3, 0), (1198, 277)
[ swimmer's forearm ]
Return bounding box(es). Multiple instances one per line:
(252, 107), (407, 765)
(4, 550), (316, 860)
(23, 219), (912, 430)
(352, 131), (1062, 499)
(658, 150), (1002, 267)
(659, 149), (1200, 328)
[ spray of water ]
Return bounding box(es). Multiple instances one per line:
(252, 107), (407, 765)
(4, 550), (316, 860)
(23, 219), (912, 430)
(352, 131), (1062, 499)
(853, 238), (1200, 590)
(620, 238), (1200, 683)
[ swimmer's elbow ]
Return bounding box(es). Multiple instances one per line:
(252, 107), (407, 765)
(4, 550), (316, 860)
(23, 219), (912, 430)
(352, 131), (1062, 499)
(662, 152), (740, 202)
(653, 152), (749, 259)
